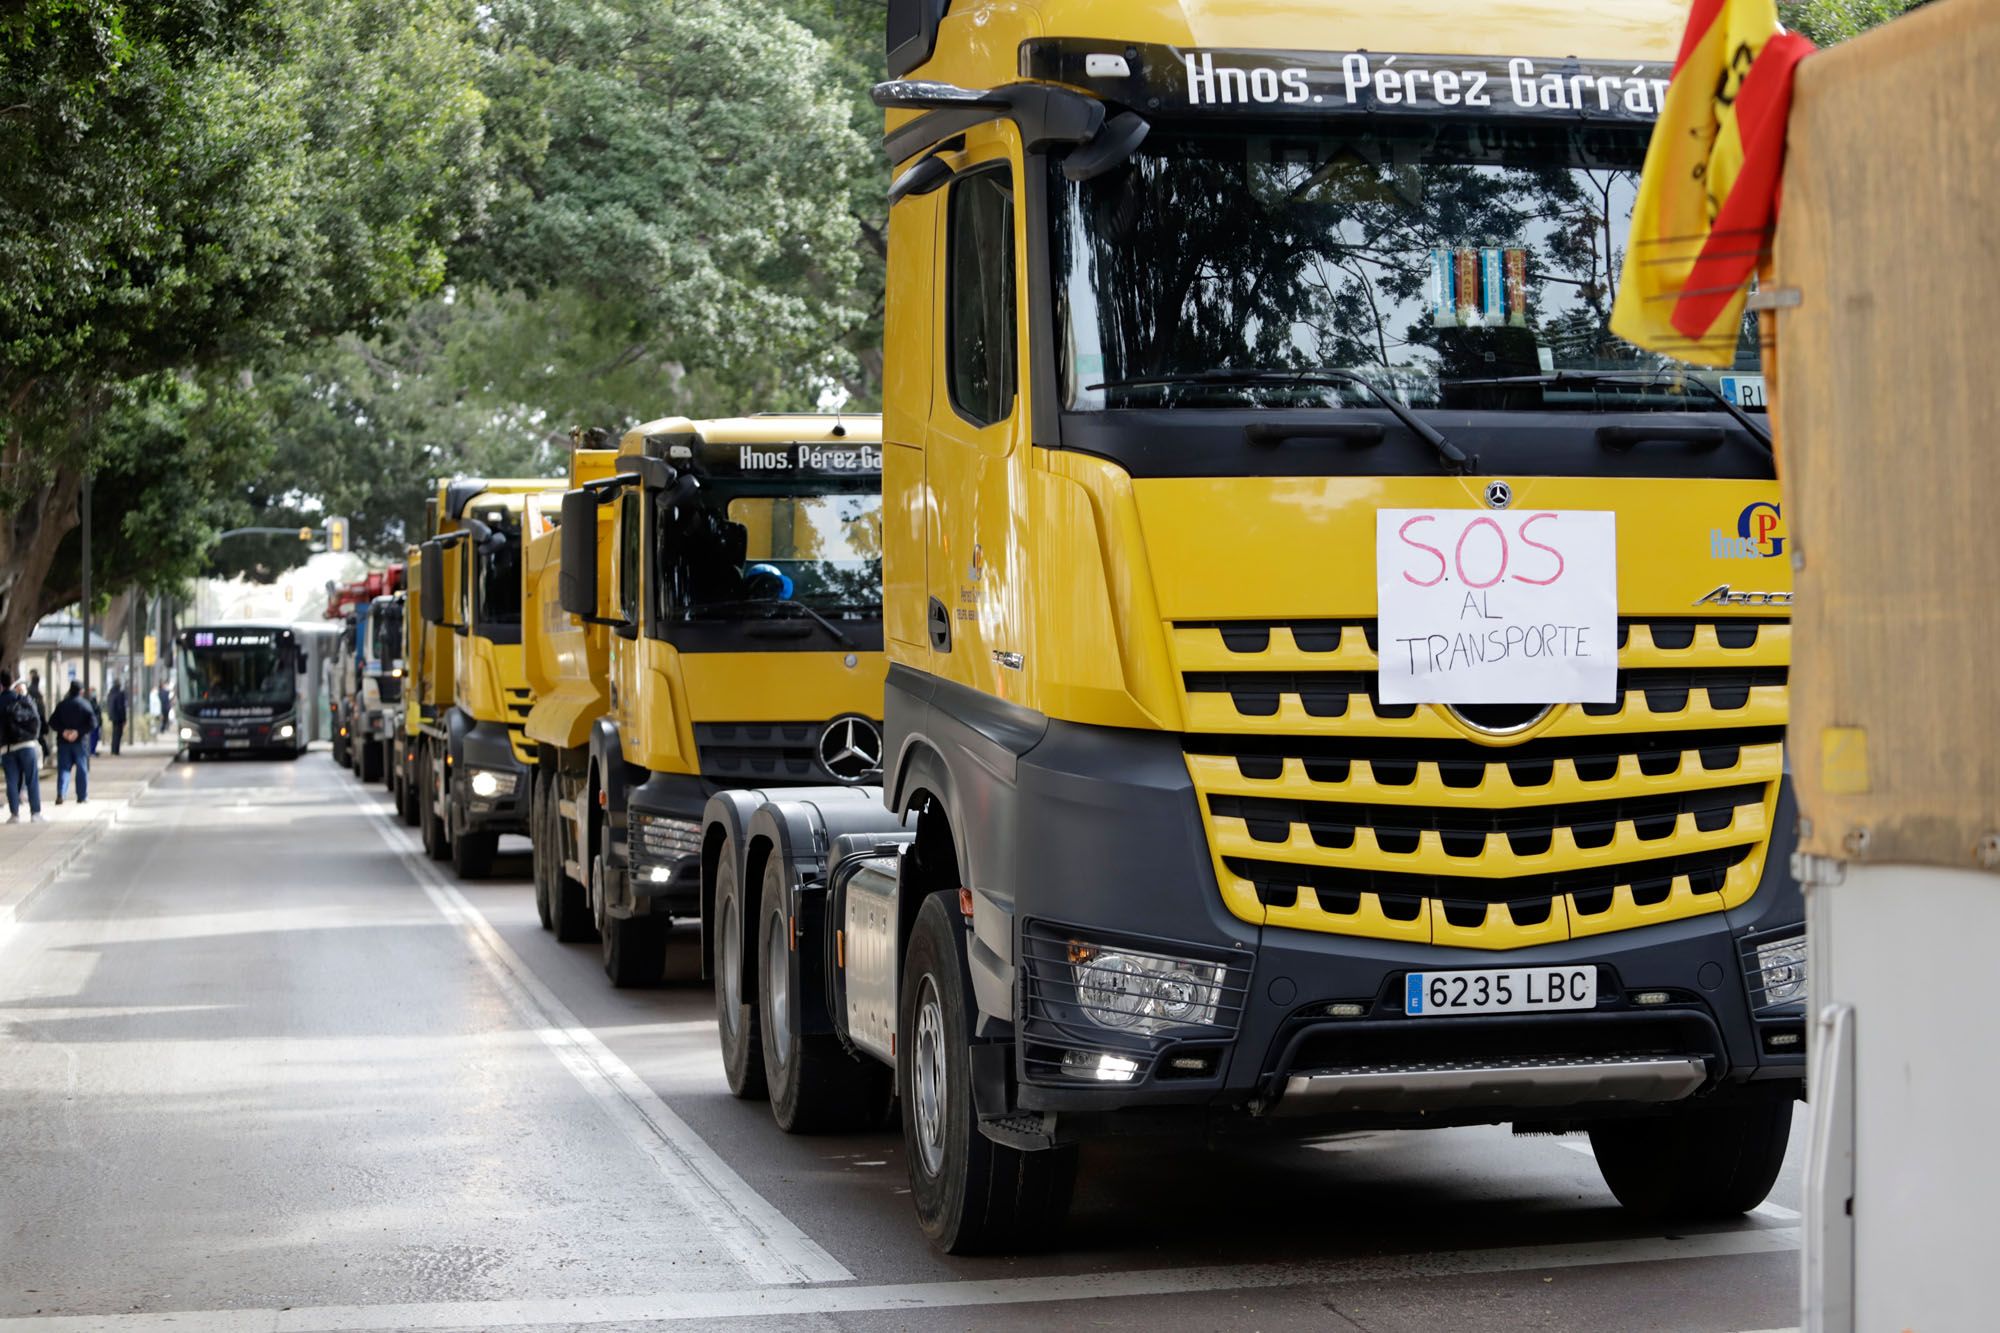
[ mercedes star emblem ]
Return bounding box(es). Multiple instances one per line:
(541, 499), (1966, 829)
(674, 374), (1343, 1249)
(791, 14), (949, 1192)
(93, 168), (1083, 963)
(817, 716), (882, 784)
(1483, 479), (1513, 510)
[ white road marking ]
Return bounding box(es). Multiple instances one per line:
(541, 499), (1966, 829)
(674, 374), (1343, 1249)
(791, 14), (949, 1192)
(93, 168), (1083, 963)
(0, 1226), (1801, 1332)
(1554, 1136), (1801, 1220)
(347, 787), (851, 1287)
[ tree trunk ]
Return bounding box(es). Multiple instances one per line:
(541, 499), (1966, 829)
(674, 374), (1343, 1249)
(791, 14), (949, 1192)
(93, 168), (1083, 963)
(0, 463), (83, 671)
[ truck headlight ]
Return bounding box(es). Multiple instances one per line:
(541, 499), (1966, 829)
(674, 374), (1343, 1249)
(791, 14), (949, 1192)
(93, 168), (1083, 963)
(1749, 933), (1807, 1008)
(276, 724), (295, 740)
(178, 726), (196, 741)
(1069, 941), (1228, 1037)
(468, 769), (516, 799)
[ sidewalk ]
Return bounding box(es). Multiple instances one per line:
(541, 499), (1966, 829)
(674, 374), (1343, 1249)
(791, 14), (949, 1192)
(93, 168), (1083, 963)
(1, 741), (176, 920)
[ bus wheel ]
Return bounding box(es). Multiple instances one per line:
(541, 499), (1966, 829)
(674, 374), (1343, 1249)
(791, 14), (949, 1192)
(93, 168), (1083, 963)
(1588, 1090), (1793, 1220)
(900, 893), (1076, 1254)
(759, 855), (893, 1133)
(713, 841), (767, 1101)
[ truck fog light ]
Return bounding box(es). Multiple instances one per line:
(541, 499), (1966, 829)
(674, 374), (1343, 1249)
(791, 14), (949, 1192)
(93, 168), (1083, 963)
(1767, 1030), (1802, 1048)
(649, 866), (671, 884)
(276, 724), (295, 740)
(1631, 990), (1670, 1006)
(1061, 1050), (1139, 1082)
(1324, 1002), (1366, 1018)
(178, 726), (196, 741)
(1752, 935), (1807, 1006)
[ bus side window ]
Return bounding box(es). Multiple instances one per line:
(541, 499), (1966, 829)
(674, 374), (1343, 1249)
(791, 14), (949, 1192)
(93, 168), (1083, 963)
(946, 167), (1017, 428)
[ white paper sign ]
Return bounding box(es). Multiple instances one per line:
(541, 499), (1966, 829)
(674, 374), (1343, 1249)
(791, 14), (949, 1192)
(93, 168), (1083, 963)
(1375, 509), (1617, 705)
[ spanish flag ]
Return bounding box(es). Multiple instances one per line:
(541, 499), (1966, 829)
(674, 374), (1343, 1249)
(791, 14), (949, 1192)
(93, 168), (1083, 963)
(1610, 0), (1814, 364)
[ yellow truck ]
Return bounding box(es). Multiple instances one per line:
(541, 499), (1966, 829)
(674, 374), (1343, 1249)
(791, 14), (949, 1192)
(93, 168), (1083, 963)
(390, 538), (438, 829)
(414, 477), (563, 877)
(533, 415), (889, 987)
(702, 0), (1805, 1252)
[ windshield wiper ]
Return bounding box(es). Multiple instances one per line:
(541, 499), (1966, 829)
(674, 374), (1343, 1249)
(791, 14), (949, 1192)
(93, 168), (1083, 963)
(684, 598), (853, 646)
(1087, 366), (1471, 472)
(1452, 370), (1774, 455)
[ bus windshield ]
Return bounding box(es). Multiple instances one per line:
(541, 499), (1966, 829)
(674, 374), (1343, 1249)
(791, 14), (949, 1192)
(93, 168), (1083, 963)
(662, 480), (882, 619)
(178, 632), (295, 709)
(1051, 120), (1762, 414)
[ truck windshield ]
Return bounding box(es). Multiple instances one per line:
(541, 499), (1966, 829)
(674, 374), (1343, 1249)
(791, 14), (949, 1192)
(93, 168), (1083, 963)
(471, 509), (523, 639)
(1051, 121), (1762, 414)
(664, 481), (882, 619)
(178, 636), (294, 708)
(371, 604), (403, 665)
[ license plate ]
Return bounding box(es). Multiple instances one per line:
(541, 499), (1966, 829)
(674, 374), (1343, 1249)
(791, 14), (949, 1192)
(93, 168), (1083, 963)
(1405, 966), (1597, 1015)
(224, 739), (251, 749)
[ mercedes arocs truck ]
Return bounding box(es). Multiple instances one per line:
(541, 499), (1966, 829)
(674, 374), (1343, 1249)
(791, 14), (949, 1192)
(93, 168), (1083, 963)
(701, 0), (1805, 1253)
(414, 478), (562, 877)
(530, 415), (889, 987)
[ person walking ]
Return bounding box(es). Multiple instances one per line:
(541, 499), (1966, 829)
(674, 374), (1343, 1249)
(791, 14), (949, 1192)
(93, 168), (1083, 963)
(108, 679), (128, 755)
(84, 685), (102, 755)
(49, 681), (96, 805)
(27, 669), (49, 760)
(2, 671), (46, 823)
(157, 683), (170, 728)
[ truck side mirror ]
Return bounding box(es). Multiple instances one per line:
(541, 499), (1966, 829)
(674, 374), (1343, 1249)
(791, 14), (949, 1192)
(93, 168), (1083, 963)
(558, 489), (598, 616)
(419, 542), (444, 625)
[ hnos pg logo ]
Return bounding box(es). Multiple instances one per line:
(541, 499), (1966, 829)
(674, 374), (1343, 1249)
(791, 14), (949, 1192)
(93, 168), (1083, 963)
(1710, 502), (1785, 560)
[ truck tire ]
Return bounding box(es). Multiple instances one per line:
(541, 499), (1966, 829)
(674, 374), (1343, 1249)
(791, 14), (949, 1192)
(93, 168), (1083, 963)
(421, 741), (451, 862)
(595, 827), (665, 986)
(397, 752), (420, 826)
(360, 738), (383, 783)
(758, 865), (894, 1133)
(1588, 1091), (1794, 1220)
(713, 842), (767, 1100)
(900, 894), (1076, 1254)
(531, 773), (554, 931)
(452, 828), (497, 880)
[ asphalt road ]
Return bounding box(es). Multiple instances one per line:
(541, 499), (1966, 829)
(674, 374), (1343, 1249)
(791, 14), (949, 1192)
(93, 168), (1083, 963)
(0, 753), (1806, 1332)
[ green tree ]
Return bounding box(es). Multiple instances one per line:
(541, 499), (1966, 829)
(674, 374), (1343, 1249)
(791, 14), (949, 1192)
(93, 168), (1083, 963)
(1780, 0), (1931, 45)
(0, 0), (488, 665)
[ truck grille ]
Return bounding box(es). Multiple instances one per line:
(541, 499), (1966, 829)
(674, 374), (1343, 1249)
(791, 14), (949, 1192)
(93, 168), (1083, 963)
(1177, 618), (1788, 948)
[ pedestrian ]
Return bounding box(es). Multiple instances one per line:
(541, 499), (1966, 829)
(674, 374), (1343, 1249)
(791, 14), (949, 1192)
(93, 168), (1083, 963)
(2, 670), (46, 823)
(27, 669), (49, 760)
(157, 683), (170, 727)
(85, 684), (102, 755)
(108, 678), (128, 755)
(49, 681), (96, 805)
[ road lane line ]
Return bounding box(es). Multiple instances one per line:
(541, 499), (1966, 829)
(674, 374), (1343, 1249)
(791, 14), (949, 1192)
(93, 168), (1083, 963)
(347, 786), (852, 1287)
(0, 1226), (1801, 1332)
(1555, 1137), (1801, 1220)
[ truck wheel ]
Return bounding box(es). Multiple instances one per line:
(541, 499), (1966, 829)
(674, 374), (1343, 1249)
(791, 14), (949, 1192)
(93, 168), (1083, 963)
(758, 865), (894, 1133)
(900, 894), (1076, 1254)
(452, 828), (497, 880)
(360, 739), (383, 783)
(595, 822), (665, 986)
(1588, 1091), (1794, 1220)
(421, 742), (451, 862)
(397, 753), (421, 827)
(530, 774), (554, 931)
(713, 845), (767, 1100)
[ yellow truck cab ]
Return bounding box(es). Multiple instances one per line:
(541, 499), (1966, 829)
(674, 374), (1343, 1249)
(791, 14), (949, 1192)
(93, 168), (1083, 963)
(391, 539), (441, 829)
(544, 414), (890, 987)
(415, 478), (562, 877)
(703, 0), (1803, 1253)
(523, 433), (620, 942)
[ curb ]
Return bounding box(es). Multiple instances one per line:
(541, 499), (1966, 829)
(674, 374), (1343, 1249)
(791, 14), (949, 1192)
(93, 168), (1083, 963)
(0, 753), (175, 926)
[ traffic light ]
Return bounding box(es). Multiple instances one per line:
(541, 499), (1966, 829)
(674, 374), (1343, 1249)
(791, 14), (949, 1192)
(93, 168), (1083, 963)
(327, 516), (349, 553)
